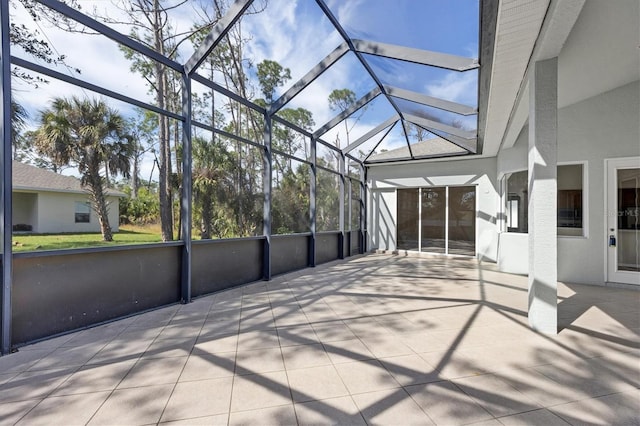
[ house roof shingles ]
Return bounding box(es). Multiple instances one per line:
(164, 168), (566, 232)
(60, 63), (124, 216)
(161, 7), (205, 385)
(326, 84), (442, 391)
(12, 161), (126, 197)
(367, 137), (467, 162)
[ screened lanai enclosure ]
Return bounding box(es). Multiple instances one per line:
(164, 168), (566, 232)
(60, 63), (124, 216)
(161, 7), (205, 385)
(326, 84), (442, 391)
(0, 0), (496, 353)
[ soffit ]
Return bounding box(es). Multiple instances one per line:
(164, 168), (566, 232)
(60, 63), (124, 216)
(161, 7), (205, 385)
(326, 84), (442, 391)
(481, 0), (550, 157)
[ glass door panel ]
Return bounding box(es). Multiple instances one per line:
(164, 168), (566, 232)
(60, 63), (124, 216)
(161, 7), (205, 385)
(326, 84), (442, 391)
(421, 188), (446, 254)
(617, 168), (639, 272)
(607, 158), (640, 285)
(448, 186), (476, 256)
(397, 189), (419, 250)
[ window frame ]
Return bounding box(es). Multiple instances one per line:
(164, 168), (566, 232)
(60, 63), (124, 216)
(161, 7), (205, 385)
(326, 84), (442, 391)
(74, 201), (91, 224)
(500, 161), (588, 238)
(395, 184), (478, 257)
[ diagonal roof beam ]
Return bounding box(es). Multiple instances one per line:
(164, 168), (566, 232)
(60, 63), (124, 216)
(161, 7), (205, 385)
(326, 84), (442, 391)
(385, 85), (477, 116)
(313, 87), (381, 138)
(404, 113), (476, 140)
(345, 153), (364, 170)
(315, 0), (405, 121)
(410, 122), (477, 154)
(363, 121), (398, 162)
(429, 129), (477, 154)
(342, 115), (399, 155)
(184, 0), (254, 75)
(38, 0), (182, 72)
(191, 73), (266, 114)
(352, 39), (478, 72)
(268, 42), (350, 115)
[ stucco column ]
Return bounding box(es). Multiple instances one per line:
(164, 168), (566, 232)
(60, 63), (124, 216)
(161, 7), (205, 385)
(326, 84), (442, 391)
(528, 57), (558, 334)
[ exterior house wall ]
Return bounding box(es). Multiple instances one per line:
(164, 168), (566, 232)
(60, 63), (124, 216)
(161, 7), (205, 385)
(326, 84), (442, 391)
(12, 192), (38, 231)
(497, 80), (640, 284)
(35, 191), (120, 234)
(367, 157), (499, 262)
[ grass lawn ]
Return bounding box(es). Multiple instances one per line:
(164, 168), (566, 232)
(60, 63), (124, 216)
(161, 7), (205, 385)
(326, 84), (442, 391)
(11, 224), (163, 252)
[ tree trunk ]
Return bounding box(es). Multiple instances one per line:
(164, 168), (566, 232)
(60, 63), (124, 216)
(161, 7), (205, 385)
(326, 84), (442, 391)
(200, 193), (212, 239)
(87, 170), (113, 242)
(104, 160), (110, 186)
(153, 0), (173, 241)
(132, 151), (140, 199)
(95, 196), (113, 242)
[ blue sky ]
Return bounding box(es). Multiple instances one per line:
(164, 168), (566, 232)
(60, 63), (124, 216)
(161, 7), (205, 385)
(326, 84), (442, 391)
(10, 0), (480, 175)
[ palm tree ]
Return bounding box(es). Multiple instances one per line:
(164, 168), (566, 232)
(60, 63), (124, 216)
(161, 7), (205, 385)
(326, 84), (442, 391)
(33, 97), (134, 241)
(192, 136), (235, 239)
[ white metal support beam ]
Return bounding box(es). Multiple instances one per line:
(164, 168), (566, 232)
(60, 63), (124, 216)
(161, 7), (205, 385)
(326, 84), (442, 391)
(528, 57), (558, 335)
(384, 85), (477, 116)
(403, 113), (477, 140)
(352, 39), (479, 71)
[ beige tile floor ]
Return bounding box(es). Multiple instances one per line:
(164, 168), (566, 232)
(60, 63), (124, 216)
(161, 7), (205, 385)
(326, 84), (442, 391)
(0, 253), (638, 425)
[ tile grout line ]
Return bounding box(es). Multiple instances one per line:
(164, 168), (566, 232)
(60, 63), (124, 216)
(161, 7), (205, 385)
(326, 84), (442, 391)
(268, 280), (300, 425)
(296, 278), (371, 424)
(156, 297), (216, 424)
(83, 305), (184, 426)
(10, 316), (154, 424)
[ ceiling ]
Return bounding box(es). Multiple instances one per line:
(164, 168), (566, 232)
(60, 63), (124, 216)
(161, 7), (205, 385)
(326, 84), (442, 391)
(489, 0), (639, 152)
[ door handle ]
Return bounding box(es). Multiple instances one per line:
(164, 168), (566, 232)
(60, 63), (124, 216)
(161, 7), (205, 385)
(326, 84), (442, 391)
(609, 235), (616, 247)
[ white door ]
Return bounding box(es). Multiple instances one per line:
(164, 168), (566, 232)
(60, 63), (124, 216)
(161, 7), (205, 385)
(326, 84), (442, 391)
(606, 157), (640, 285)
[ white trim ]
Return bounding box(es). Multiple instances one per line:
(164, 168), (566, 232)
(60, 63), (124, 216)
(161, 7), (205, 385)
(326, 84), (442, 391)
(499, 162), (588, 237)
(604, 156), (640, 285)
(394, 184), (478, 258)
(13, 186), (127, 197)
(475, 184), (479, 256)
(445, 186), (450, 254)
(558, 160), (589, 239)
(417, 188), (422, 252)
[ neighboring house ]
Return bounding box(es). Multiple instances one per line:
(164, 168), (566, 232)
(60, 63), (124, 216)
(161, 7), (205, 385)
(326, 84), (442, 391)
(12, 161), (125, 234)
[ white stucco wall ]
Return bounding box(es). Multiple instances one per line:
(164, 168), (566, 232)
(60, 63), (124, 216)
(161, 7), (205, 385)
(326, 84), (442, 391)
(36, 191), (120, 234)
(367, 157), (499, 262)
(496, 81), (640, 284)
(12, 192), (38, 231)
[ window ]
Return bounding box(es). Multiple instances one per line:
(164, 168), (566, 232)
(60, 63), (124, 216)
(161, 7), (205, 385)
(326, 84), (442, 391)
(505, 171), (528, 233)
(557, 164), (584, 236)
(75, 202), (91, 223)
(397, 188), (419, 250)
(504, 164), (584, 236)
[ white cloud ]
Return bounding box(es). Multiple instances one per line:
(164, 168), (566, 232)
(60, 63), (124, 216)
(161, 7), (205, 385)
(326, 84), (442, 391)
(242, 0), (343, 101)
(425, 71), (477, 106)
(327, 0), (366, 32)
(10, 0), (167, 122)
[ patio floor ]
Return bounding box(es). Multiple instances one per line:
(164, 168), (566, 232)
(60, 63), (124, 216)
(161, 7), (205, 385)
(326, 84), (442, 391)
(0, 253), (638, 425)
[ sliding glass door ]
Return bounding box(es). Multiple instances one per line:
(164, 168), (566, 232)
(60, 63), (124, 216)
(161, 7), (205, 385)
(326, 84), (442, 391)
(397, 188), (419, 250)
(421, 188), (446, 254)
(448, 186), (476, 256)
(397, 186), (476, 256)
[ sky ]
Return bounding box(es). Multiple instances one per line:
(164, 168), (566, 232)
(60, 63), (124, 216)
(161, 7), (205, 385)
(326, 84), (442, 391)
(10, 0), (480, 179)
